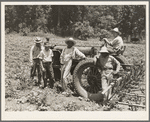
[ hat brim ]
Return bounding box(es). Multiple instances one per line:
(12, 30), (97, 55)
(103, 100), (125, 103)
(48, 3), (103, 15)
(44, 45), (50, 47)
(65, 40), (76, 45)
(111, 30), (121, 35)
(34, 40), (42, 43)
(99, 50), (109, 53)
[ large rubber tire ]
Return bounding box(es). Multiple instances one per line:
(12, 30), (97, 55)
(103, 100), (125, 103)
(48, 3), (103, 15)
(73, 59), (104, 101)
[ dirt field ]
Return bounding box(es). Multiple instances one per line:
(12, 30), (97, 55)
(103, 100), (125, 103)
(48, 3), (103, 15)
(5, 33), (146, 111)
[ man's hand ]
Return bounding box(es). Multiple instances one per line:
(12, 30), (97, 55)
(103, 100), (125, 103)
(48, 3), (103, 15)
(83, 57), (87, 60)
(42, 68), (46, 72)
(112, 71), (118, 75)
(102, 38), (108, 42)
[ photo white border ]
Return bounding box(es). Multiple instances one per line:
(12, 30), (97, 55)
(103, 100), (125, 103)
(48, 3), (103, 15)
(1, 1), (149, 121)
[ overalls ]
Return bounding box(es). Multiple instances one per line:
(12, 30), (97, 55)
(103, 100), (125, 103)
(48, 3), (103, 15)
(96, 55), (114, 100)
(61, 48), (74, 91)
(30, 46), (42, 84)
(42, 62), (55, 87)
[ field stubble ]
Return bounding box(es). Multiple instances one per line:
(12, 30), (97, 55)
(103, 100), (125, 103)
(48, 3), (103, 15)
(5, 34), (146, 111)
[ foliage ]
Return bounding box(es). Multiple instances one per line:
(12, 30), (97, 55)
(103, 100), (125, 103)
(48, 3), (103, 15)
(73, 21), (94, 40)
(5, 5), (146, 41)
(5, 5), (51, 33)
(117, 5), (146, 38)
(5, 34), (146, 111)
(99, 29), (112, 40)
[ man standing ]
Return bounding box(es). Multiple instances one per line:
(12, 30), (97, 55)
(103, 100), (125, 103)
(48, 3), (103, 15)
(30, 37), (43, 85)
(103, 28), (124, 54)
(60, 38), (86, 95)
(94, 46), (120, 101)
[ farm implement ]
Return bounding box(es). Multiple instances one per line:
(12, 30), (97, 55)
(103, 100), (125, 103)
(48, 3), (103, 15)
(49, 44), (146, 110)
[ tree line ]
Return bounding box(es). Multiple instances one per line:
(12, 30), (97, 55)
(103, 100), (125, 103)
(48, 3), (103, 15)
(5, 5), (146, 41)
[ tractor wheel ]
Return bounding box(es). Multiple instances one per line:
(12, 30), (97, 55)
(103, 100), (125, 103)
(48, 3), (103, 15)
(73, 59), (104, 101)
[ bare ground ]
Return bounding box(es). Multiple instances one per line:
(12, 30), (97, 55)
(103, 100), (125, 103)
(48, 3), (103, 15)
(5, 34), (146, 111)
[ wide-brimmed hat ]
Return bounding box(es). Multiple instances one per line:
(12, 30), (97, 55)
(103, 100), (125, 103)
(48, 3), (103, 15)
(65, 38), (76, 46)
(34, 37), (42, 43)
(44, 42), (50, 47)
(99, 46), (109, 53)
(111, 28), (121, 35)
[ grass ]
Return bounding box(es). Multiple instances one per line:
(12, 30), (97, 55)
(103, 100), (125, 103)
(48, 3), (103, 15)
(5, 33), (146, 111)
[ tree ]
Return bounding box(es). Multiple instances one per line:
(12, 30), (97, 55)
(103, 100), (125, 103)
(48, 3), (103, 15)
(5, 5), (146, 40)
(117, 5), (146, 40)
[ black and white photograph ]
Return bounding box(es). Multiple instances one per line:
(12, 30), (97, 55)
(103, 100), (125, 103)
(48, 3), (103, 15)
(1, 1), (149, 120)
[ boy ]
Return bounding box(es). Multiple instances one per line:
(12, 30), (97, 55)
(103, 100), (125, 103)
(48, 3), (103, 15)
(39, 42), (55, 88)
(30, 37), (43, 85)
(94, 46), (120, 101)
(60, 38), (86, 95)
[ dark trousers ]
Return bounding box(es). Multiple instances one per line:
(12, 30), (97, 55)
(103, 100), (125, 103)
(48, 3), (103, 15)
(30, 59), (41, 84)
(42, 62), (55, 88)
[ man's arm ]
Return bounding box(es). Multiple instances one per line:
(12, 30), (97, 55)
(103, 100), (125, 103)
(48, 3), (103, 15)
(74, 47), (86, 58)
(60, 48), (65, 64)
(103, 38), (116, 47)
(93, 55), (99, 65)
(103, 38), (111, 45)
(111, 56), (120, 74)
(30, 46), (34, 64)
(50, 49), (54, 63)
(39, 51), (45, 71)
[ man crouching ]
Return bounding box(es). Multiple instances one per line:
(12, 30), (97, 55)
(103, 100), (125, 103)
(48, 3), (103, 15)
(94, 46), (120, 101)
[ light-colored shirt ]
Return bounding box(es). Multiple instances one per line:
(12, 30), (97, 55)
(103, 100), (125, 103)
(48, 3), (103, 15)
(39, 49), (53, 62)
(95, 54), (120, 73)
(30, 45), (44, 63)
(110, 36), (124, 50)
(60, 47), (85, 64)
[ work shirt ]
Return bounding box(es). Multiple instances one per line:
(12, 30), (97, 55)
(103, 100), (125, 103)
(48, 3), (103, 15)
(39, 49), (53, 62)
(30, 45), (44, 63)
(60, 47), (86, 64)
(95, 54), (120, 74)
(110, 36), (124, 50)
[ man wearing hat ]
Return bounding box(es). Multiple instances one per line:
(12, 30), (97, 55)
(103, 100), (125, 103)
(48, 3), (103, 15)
(60, 38), (86, 95)
(94, 46), (120, 101)
(39, 42), (55, 88)
(103, 28), (124, 54)
(30, 37), (44, 85)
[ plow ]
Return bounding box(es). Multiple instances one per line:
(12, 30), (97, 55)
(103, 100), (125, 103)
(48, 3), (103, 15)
(49, 43), (146, 111)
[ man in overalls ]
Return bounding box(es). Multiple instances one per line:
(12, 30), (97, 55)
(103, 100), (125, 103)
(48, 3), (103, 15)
(94, 46), (120, 101)
(30, 37), (43, 85)
(60, 38), (86, 95)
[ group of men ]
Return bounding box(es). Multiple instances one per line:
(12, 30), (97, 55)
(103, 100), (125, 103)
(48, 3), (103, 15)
(30, 27), (124, 101)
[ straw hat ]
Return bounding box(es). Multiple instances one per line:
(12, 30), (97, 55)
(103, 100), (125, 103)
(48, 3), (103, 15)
(65, 38), (76, 46)
(34, 37), (42, 43)
(111, 28), (121, 35)
(44, 42), (50, 47)
(99, 46), (109, 53)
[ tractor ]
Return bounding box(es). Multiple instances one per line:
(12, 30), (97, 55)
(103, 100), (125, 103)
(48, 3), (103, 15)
(51, 39), (130, 102)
